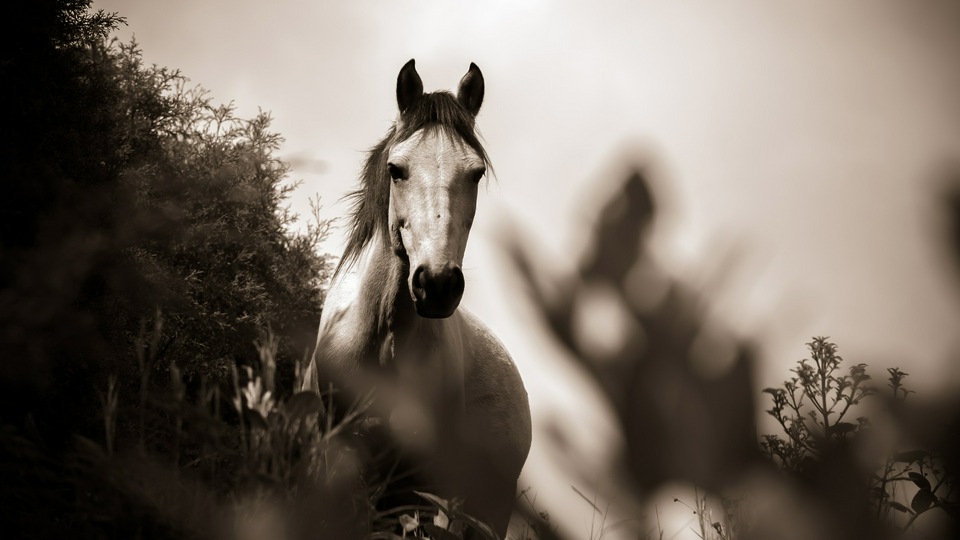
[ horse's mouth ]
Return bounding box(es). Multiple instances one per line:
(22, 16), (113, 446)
(412, 295), (462, 319)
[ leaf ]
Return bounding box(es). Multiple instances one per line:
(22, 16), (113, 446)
(888, 501), (914, 514)
(911, 489), (936, 513)
(908, 472), (931, 491)
(828, 422), (857, 436)
(433, 509), (450, 529)
(399, 513), (419, 533)
(284, 390), (325, 421)
(453, 512), (499, 540)
(415, 491), (451, 514)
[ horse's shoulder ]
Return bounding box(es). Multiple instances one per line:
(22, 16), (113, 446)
(455, 308), (510, 363)
(454, 308), (527, 403)
(454, 308), (532, 464)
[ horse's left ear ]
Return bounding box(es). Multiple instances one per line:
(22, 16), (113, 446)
(397, 59), (424, 113)
(457, 62), (484, 116)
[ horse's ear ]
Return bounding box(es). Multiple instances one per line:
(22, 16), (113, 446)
(457, 62), (484, 116)
(397, 59), (423, 114)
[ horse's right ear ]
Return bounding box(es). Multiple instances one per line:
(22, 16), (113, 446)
(396, 59), (423, 113)
(457, 62), (484, 116)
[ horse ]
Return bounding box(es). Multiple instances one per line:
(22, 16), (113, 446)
(301, 59), (532, 538)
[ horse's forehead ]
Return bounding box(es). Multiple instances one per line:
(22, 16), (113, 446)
(389, 128), (483, 168)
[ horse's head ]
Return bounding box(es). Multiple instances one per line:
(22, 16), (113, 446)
(385, 60), (488, 319)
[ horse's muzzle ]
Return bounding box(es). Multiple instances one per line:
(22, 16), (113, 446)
(411, 264), (464, 318)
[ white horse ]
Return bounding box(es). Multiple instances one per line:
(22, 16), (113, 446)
(302, 59), (531, 538)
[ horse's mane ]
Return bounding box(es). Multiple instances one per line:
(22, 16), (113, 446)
(337, 91), (492, 274)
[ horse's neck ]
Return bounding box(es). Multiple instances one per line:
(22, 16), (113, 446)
(318, 235), (466, 412)
(319, 235), (406, 367)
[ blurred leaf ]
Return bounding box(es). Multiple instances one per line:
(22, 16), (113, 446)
(828, 422), (857, 436)
(399, 513), (419, 533)
(581, 169), (653, 282)
(415, 491), (451, 514)
(889, 501), (914, 514)
(908, 471), (931, 491)
(433, 508), (450, 529)
(911, 489), (936, 513)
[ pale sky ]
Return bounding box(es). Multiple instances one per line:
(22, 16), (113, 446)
(95, 1), (960, 537)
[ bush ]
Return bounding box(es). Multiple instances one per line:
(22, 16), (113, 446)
(761, 337), (957, 537)
(0, 0), (332, 445)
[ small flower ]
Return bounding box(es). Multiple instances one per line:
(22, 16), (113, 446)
(243, 375), (275, 417)
(433, 509), (450, 530)
(399, 512), (419, 537)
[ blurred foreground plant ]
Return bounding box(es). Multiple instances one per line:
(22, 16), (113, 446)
(6, 322), (504, 540)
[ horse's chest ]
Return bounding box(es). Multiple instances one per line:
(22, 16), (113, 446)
(393, 327), (464, 398)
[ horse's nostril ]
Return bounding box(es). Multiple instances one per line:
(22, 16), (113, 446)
(412, 265), (426, 292)
(411, 264), (464, 316)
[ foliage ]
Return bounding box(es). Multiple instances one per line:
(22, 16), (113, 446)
(673, 489), (738, 540)
(0, 4), (503, 539)
(760, 338), (957, 536)
(2, 326), (506, 540)
(760, 337), (874, 472)
(6, 4), (958, 540)
(1, 0), (333, 445)
(96, 35), (334, 385)
(503, 160), (958, 539)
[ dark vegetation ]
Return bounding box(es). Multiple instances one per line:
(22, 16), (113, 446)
(2, 2), (958, 540)
(2, 1), (333, 536)
(1, 0), (331, 445)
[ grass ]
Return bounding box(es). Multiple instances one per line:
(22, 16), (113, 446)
(0, 314), (507, 540)
(3, 318), (957, 540)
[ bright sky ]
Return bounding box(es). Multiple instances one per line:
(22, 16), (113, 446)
(95, 1), (960, 537)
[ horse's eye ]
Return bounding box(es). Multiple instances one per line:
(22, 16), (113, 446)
(387, 163), (408, 181)
(468, 167), (486, 183)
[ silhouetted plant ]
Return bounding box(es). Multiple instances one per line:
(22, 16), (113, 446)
(673, 489), (732, 540)
(760, 337), (874, 472)
(761, 337), (957, 535)
(872, 368), (957, 531)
